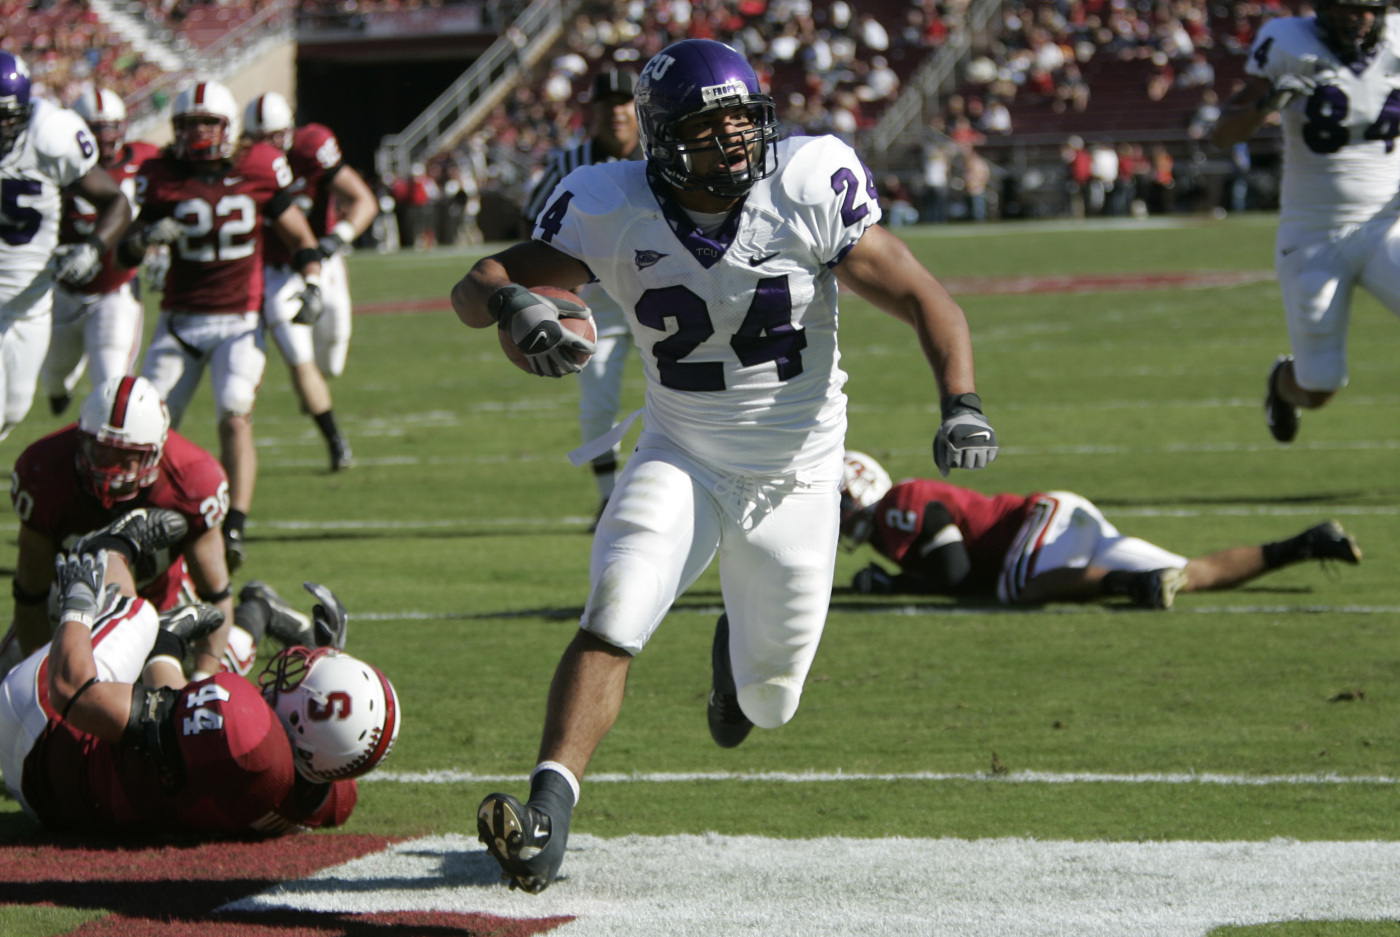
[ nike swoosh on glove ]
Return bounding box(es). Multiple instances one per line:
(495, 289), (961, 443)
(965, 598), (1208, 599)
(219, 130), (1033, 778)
(933, 392), (999, 477)
(490, 283), (597, 378)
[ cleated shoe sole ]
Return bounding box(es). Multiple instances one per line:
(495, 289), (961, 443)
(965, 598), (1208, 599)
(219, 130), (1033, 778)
(477, 792), (563, 894)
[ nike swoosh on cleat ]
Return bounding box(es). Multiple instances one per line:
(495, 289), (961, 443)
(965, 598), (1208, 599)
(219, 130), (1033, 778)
(748, 252), (780, 266)
(533, 823), (548, 838)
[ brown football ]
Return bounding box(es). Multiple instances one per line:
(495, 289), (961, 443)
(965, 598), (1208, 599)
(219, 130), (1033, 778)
(497, 285), (596, 374)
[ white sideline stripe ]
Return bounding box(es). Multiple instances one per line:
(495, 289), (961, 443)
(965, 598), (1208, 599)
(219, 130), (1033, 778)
(350, 604), (1400, 623)
(363, 769), (1400, 786)
(5, 501), (1385, 536)
(223, 833), (1400, 936)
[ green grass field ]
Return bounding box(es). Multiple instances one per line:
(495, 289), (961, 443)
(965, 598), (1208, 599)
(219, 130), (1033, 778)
(1, 213), (1397, 935)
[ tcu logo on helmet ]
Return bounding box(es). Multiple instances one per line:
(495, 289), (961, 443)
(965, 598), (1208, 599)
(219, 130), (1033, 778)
(641, 54), (675, 81)
(308, 691), (352, 721)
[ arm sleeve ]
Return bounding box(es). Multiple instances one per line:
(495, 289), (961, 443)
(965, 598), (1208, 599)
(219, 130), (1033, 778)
(897, 501), (972, 591)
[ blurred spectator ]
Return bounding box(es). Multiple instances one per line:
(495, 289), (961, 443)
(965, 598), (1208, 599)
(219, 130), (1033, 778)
(1188, 89), (1221, 140)
(1177, 51), (1215, 89)
(1149, 144), (1176, 214)
(960, 147), (991, 222)
(979, 95), (1013, 135)
(921, 140), (951, 224)
(880, 174), (920, 227)
(1089, 142), (1118, 215)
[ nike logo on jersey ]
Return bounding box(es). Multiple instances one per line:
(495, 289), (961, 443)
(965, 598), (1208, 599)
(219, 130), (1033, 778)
(224, 176), (245, 186)
(748, 251), (780, 266)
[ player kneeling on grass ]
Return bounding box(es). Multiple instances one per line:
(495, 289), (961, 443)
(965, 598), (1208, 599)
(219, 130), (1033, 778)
(0, 540), (399, 837)
(839, 451), (1362, 609)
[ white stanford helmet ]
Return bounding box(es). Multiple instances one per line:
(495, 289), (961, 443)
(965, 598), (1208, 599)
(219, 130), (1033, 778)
(261, 647), (401, 783)
(171, 79), (239, 161)
(243, 91), (293, 151)
(77, 376), (171, 508)
(72, 86), (127, 163)
(839, 450), (892, 549)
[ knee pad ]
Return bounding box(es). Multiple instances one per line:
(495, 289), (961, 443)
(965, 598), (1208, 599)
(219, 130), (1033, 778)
(737, 681), (801, 730)
(581, 555), (670, 654)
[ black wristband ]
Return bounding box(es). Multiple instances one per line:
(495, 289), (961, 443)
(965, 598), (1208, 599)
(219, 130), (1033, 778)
(60, 676), (100, 721)
(941, 392), (983, 419)
(197, 583), (232, 604)
(13, 578), (48, 606)
(292, 247), (320, 273)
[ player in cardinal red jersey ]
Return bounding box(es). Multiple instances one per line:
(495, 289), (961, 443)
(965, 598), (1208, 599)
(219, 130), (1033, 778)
(244, 93), (378, 473)
(840, 451), (1365, 609)
(41, 87), (159, 417)
(7, 376), (233, 676)
(0, 548), (396, 838)
(117, 80), (325, 572)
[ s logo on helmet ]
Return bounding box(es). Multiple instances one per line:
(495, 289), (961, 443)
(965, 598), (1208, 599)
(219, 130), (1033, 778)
(641, 54), (675, 81)
(308, 691), (352, 721)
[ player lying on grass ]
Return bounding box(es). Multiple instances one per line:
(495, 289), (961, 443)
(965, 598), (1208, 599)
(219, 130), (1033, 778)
(840, 451), (1362, 609)
(0, 517), (399, 837)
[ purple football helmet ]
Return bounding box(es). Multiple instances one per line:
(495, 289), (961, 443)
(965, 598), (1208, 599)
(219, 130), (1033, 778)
(635, 39), (779, 199)
(0, 53), (32, 159)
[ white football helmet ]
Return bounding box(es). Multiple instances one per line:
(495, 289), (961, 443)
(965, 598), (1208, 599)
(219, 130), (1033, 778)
(77, 376), (171, 508)
(839, 450), (892, 549)
(171, 79), (239, 161)
(243, 91), (293, 152)
(73, 86), (127, 163)
(260, 647), (401, 783)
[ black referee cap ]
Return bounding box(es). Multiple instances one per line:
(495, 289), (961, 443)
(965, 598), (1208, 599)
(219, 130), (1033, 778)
(590, 70), (637, 100)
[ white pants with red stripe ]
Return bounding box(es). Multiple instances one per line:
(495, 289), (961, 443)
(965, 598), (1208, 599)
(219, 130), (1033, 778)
(997, 491), (1187, 604)
(0, 593), (157, 814)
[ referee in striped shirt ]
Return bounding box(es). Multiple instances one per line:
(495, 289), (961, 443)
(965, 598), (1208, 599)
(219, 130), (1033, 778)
(521, 69), (643, 532)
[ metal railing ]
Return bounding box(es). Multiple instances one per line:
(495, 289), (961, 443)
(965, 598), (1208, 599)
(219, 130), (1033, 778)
(375, 0), (567, 179)
(124, 0), (296, 133)
(867, 0), (1003, 164)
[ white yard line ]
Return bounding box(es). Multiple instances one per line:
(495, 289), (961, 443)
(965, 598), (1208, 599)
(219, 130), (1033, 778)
(223, 833), (1400, 936)
(362, 769), (1400, 786)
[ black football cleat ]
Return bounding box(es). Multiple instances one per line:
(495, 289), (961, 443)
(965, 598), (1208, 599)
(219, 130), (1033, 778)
(708, 613), (753, 748)
(852, 563), (897, 595)
(239, 581), (314, 647)
(303, 581), (348, 649)
(158, 602), (226, 643)
(1127, 568), (1188, 610)
(48, 394), (71, 416)
(73, 508), (189, 582)
(1265, 354), (1300, 443)
(1299, 520), (1362, 565)
(477, 792), (567, 893)
(329, 434), (355, 472)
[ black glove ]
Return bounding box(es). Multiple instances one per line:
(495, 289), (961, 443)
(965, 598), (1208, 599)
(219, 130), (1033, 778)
(489, 283), (596, 378)
(317, 220), (356, 258)
(293, 279), (324, 325)
(933, 393), (999, 477)
(303, 581), (348, 649)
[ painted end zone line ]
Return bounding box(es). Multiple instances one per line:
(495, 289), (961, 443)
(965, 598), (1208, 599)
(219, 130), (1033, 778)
(364, 769), (1400, 786)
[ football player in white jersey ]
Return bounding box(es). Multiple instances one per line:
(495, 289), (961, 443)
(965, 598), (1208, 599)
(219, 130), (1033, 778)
(1213, 0), (1400, 442)
(521, 70), (645, 529)
(0, 53), (129, 442)
(452, 39), (998, 893)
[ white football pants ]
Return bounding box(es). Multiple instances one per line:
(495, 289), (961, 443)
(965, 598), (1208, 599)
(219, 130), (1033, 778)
(41, 282), (143, 399)
(998, 491), (1187, 604)
(585, 432), (842, 731)
(0, 593), (157, 815)
(141, 311), (265, 425)
(0, 307), (51, 442)
(264, 254), (352, 376)
(1276, 215), (1400, 392)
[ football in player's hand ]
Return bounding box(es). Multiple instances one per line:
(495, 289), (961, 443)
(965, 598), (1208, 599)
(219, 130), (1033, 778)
(497, 285), (596, 374)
